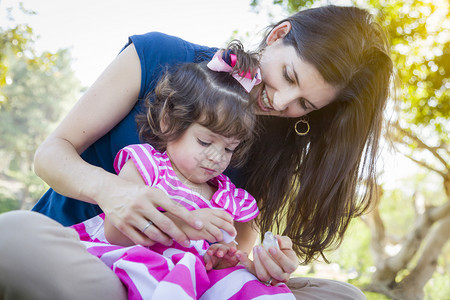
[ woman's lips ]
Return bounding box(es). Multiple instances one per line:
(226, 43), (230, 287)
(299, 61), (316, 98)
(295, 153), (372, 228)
(258, 88), (273, 112)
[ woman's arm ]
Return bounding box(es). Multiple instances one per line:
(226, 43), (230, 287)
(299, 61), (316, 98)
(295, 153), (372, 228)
(34, 44), (202, 247)
(104, 160), (147, 246)
(34, 44), (141, 203)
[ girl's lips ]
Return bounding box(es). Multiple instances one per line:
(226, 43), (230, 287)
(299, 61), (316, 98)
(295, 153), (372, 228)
(201, 167), (216, 175)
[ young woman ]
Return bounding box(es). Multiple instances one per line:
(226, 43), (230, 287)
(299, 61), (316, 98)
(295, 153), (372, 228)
(0, 5), (392, 299)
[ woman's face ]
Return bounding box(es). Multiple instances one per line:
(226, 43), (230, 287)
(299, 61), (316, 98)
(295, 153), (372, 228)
(251, 23), (338, 118)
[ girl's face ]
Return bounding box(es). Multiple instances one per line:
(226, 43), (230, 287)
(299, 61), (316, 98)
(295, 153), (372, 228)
(251, 22), (338, 118)
(166, 123), (240, 185)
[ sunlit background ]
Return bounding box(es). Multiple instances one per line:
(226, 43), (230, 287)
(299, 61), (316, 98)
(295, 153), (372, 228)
(1, 0), (430, 188)
(1, 0), (449, 299)
(2, 0), (283, 86)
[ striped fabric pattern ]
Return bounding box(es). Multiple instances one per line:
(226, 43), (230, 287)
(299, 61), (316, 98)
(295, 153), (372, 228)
(114, 144), (259, 221)
(73, 214), (294, 299)
(70, 144), (294, 299)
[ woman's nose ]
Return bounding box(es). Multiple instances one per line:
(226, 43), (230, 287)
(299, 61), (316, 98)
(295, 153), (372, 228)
(272, 93), (291, 112)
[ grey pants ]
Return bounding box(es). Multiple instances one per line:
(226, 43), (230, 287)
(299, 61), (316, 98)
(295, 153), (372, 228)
(0, 211), (366, 300)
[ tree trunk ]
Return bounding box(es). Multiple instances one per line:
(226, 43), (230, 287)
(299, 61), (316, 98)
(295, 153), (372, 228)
(391, 215), (450, 299)
(365, 200), (450, 298)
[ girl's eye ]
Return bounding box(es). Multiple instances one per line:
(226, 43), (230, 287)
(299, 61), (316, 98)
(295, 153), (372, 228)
(197, 138), (211, 147)
(283, 68), (294, 84)
(299, 98), (309, 110)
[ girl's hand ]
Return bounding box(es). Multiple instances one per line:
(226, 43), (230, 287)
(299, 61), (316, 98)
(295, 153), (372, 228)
(204, 242), (239, 270)
(236, 235), (298, 285)
(166, 208), (236, 243)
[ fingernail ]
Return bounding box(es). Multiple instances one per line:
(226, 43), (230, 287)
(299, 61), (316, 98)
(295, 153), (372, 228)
(269, 247), (277, 256)
(183, 240), (190, 247)
(236, 254), (241, 259)
(255, 246), (262, 253)
(194, 220), (203, 228)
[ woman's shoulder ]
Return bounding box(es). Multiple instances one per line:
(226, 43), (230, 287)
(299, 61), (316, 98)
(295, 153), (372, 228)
(127, 31), (216, 61)
(129, 32), (189, 48)
(122, 32), (218, 99)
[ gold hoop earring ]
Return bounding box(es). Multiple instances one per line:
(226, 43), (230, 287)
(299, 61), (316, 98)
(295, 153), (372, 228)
(294, 118), (310, 136)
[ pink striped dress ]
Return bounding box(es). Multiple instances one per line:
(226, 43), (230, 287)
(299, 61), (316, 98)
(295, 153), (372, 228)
(71, 144), (294, 299)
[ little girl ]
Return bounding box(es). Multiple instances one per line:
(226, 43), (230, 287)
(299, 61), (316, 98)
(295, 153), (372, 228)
(71, 43), (294, 299)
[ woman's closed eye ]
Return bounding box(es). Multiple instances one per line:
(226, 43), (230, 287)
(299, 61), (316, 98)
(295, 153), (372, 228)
(299, 98), (309, 110)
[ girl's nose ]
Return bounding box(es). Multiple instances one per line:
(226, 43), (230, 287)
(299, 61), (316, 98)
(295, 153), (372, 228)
(206, 147), (222, 163)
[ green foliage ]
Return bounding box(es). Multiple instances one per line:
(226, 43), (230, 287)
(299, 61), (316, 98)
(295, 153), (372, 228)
(0, 24), (35, 101)
(0, 45), (80, 206)
(0, 2), (39, 107)
(0, 4), (81, 208)
(424, 267), (450, 300)
(251, 0), (314, 11)
(326, 218), (373, 277)
(0, 192), (21, 213)
(0, 47), (80, 151)
(372, 0), (449, 145)
(364, 292), (392, 300)
(379, 188), (415, 236)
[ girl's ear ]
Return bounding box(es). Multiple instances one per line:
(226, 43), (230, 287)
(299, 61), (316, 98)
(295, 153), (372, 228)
(266, 21), (292, 46)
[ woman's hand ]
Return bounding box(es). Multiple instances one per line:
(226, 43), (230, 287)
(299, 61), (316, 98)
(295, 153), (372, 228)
(103, 182), (206, 247)
(103, 159), (205, 248)
(204, 242), (239, 270)
(166, 208), (236, 244)
(236, 235), (298, 285)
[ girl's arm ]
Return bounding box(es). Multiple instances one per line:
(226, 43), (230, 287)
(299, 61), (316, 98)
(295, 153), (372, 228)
(235, 220), (258, 253)
(34, 44), (202, 247)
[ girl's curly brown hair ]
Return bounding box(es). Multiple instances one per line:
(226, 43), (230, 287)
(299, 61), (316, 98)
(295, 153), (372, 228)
(136, 41), (260, 167)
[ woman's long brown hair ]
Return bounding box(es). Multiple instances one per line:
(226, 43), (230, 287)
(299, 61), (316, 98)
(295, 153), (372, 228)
(246, 5), (394, 264)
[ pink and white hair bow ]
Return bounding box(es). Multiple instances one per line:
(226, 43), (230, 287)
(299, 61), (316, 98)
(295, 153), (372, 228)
(207, 50), (262, 93)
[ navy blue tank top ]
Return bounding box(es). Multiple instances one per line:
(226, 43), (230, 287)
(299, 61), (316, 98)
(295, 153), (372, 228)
(32, 32), (246, 225)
